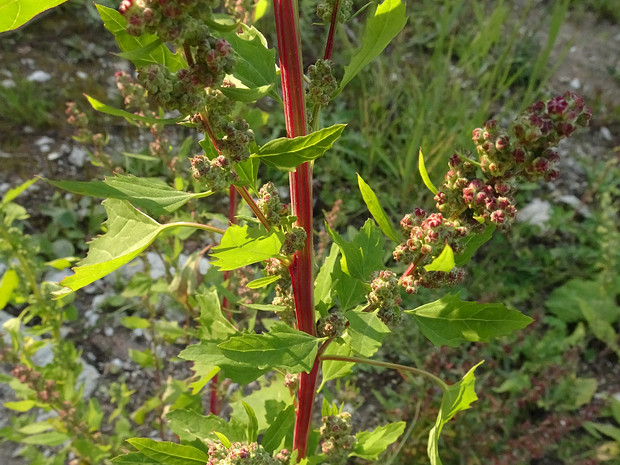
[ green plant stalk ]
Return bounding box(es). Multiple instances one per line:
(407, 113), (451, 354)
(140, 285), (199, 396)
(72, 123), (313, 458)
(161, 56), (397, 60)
(211, 187), (238, 415)
(273, 0), (317, 459)
(320, 354), (449, 391)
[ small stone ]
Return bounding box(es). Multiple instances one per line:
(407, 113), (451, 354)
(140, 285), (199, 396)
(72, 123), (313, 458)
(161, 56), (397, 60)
(68, 146), (88, 167)
(47, 151), (62, 161)
(516, 198), (551, 228)
(104, 326), (114, 337)
(600, 126), (612, 141)
(35, 136), (55, 151)
(199, 257), (210, 275)
(76, 71), (88, 79)
(569, 78), (581, 90)
(0, 79), (15, 88)
(77, 361), (100, 399)
(27, 70), (52, 83)
(146, 251), (167, 279)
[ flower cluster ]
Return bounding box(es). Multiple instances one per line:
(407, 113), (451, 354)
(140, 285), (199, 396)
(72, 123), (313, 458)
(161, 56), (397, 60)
(218, 118), (255, 163)
(258, 182), (288, 227)
(119, 1), (235, 115)
(115, 70), (149, 113)
(116, 70), (172, 159)
(190, 154), (233, 192)
(319, 412), (356, 465)
(317, 311), (347, 338)
(393, 92), (591, 295)
(65, 102), (110, 165)
(207, 441), (285, 465)
(474, 91), (591, 183)
(119, 0), (217, 42)
(224, 0), (253, 23)
(366, 270), (403, 325)
(316, 0), (353, 23)
(283, 373), (299, 393)
(264, 258), (296, 326)
(138, 49), (234, 115)
(307, 59), (337, 108)
(393, 209), (467, 294)
(280, 226), (307, 256)
(11, 365), (58, 403)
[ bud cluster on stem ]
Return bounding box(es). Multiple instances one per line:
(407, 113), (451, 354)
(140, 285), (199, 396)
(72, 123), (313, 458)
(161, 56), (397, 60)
(394, 92), (592, 296)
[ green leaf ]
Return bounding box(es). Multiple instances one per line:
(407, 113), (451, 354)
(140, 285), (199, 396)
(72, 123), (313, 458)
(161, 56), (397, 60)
(22, 432), (70, 446)
(96, 4), (184, 71)
(122, 152), (160, 162)
(229, 376), (290, 432)
(129, 348), (155, 369)
(320, 340), (354, 388)
(262, 405), (295, 452)
(314, 243), (340, 313)
(3, 400), (36, 412)
(87, 398), (104, 432)
(328, 219), (385, 281)
(584, 422), (620, 443)
(46, 174), (211, 217)
(241, 401), (259, 443)
(121, 316), (151, 330)
(221, 83), (274, 102)
(252, 124), (346, 171)
(337, 0), (408, 94)
(111, 452), (162, 464)
(195, 290), (238, 340)
(56, 199), (163, 294)
(546, 278), (619, 324)
(85, 95), (186, 126)
(357, 174), (401, 243)
(56, 199), (214, 296)
(0, 0), (69, 32)
(418, 148), (438, 195)
(454, 225), (495, 266)
(211, 224), (284, 271)
(405, 294), (533, 347)
(221, 25), (278, 99)
(334, 273), (367, 312)
(234, 156), (259, 192)
(2, 178), (36, 204)
(346, 309), (391, 357)
(17, 422), (53, 434)
(218, 323), (323, 373)
(0, 269), (19, 310)
(428, 362), (483, 465)
(213, 432), (232, 448)
(179, 341), (268, 384)
(127, 439), (208, 465)
(167, 410), (246, 444)
(424, 244), (455, 272)
(246, 275), (280, 289)
(353, 421), (406, 460)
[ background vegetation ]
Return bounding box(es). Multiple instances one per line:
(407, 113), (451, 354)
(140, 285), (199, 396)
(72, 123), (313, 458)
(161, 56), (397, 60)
(0, 0), (618, 464)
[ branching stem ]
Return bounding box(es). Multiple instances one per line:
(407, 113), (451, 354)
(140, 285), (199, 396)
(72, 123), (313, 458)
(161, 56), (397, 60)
(320, 354), (449, 391)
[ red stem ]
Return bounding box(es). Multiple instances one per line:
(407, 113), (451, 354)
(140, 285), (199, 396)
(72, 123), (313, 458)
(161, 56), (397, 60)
(273, 1), (317, 459)
(323, 0), (340, 60)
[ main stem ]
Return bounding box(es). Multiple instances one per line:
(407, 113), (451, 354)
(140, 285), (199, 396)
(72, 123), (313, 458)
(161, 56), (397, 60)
(273, 0), (317, 459)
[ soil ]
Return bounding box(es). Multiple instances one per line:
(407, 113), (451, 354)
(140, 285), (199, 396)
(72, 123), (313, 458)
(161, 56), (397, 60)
(0, 3), (619, 465)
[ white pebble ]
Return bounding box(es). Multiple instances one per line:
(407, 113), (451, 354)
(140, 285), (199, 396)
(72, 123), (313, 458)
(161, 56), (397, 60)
(27, 70), (52, 83)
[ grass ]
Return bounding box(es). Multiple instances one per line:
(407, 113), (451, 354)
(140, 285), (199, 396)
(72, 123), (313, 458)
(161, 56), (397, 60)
(331, 0), (570, 210)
